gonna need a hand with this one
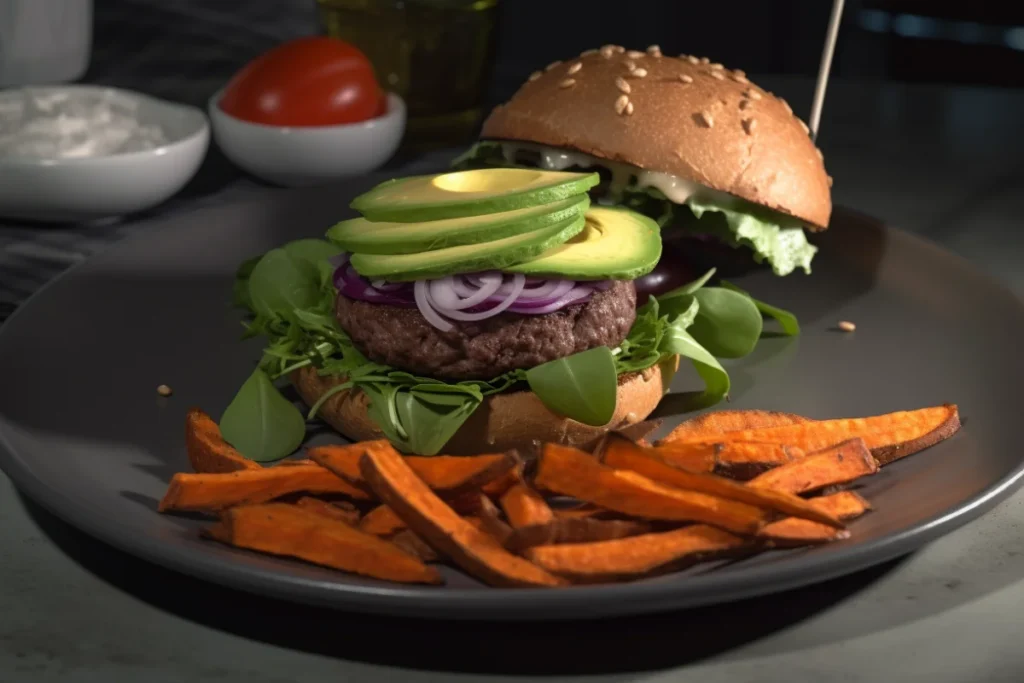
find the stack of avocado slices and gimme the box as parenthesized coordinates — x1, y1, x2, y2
(327, 168, 661, 280)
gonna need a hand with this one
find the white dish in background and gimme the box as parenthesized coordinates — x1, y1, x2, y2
(208, 90, 406, 188)
(0, 85, 209, 223)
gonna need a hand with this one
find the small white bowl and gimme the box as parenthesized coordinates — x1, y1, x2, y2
(208, 90, 406, 187)
(0, 85, 209, 223)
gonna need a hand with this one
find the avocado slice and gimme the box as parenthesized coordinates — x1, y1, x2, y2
(351, 169, 600, 222)
(506, 206, 663, 280)
(327, 195, 589, 255)
(349, 213, 586, 282)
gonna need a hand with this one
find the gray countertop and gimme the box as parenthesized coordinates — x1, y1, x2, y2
(3, 78, 1024, 682)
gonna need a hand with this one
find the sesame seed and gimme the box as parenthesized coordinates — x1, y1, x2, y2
(615, 94, 630, 114)
(559, 78, 576, 88)
(528, 71, 542, 82)
(733, 69, 746, 78)
(780, 98, 793, 114)
(698, 111, 714, 128)
(546, 60, 561, 71)
(742, 118, 757, 134)
(625, 101, 635, 115)
(746, 89, 762, 100)
(828, 175, 834, 187)
(615, 76, 631, 93)
(647, 44, 662, 57)
(625, 60, 636, 72)
(567, 61, 582, 75)
(731, 73, 749, 84)
(626, 50, 644, 59)
(739, 98, 752, 110)
(615, 46, 626, 53)
(157, 384, 173, 397)
(600, 45, 616, 58)
(631, 68, 648, 78)
(678, 73, 694, 84)
(838, 321, 856, 332)
(816, 147, 825, 160)
(798, 119, 810, 135)
(710, 70, 725, 80)
(687, 55, 700, 65)
(710, 62, 724, 70)
(699, 57, 710, 64)
(581, 48, 598, 56)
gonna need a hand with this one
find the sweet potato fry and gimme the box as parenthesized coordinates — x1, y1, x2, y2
(480, 468, 523, 498)
(207, 503, 442, 584)
(158, 466, 369, 513)
(660, 409, 811, 445)
(598, 434, 843, 528)
(359, 447, 565, 587)
(525, 525, 747, 583)
(504, 517, 652, 553)
(309, 442, 518, 496)
(713, 441, 802, 479)
(759, 492, 872, 546)
(475, 494, 514, 545)
(748, 438, 879, 494)
(534, 444, 767, 534)
(359, 504, 407, 536)
(500, 483, 555, 528)
(184, 408, 261, 473)
(276, 458, 316, 467)
(391, 530, 440, 562)
(552, 505, 612, 520)
(665, 405, 961, 466)
(644, 442, 717, 473)
(295, 496, 361, 526)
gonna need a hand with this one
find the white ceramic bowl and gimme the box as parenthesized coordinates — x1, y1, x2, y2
(0, 85, 209, 223)
(208, 90, 406, 187)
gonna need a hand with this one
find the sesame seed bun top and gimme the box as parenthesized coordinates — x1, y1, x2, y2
(481, 45, 832, 230)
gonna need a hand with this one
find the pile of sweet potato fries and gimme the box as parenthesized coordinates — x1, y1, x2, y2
(158, 404, 961, 586)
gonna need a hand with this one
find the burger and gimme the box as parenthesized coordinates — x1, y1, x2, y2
(227, 46, 830, 461)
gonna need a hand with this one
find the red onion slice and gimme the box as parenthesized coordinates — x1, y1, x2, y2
(428, 273, 526, 321)
(428, 275, 503, 310)
(414, 280, 454, 332)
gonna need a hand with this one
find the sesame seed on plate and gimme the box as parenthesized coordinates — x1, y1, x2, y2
(567, 61, 582, 75)
(678, 73, 694, 84)
(559, 78, 576, 88)
(838, 321, 856, 332)
(615, 76, 631, 93)
(742, 118, 757, 134)
(615, 94, 630, 114)
(528, 71, 542, 82)
(157, 384, 173, 397)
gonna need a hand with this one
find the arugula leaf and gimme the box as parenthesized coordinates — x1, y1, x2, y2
(687, 287, 763, 358)
(525, 346, 618, 426)
(721, 280, 801, 336)
(219, 368, 306, 462)
(659, 324, 731, 409)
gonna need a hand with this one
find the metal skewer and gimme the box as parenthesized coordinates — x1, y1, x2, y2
(809, 0, 846, 141)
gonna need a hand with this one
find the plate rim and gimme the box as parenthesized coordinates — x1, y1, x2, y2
(2, 197, 1024, 620)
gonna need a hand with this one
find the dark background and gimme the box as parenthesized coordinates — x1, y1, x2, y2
(86, 0, 1024, 114)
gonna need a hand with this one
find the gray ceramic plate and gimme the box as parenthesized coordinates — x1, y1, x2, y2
(2, 178, 1023, 621)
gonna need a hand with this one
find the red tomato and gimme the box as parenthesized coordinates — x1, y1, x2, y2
(219, 36, 384, 127)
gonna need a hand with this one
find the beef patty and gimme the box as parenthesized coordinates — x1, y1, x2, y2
(334, 280, 637, 380)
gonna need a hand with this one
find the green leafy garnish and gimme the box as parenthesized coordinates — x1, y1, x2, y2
(526, 346, 618, 427)
(722, 280, 801, 336)
(659, 325, 731, 410)
(219, 368, 306, 462)
(687, 288, 763, 358)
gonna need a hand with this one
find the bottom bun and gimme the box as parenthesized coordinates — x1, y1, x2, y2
(291, 355, 679, 455)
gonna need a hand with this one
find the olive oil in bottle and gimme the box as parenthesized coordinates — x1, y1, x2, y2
(317, 0, 500, 149)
